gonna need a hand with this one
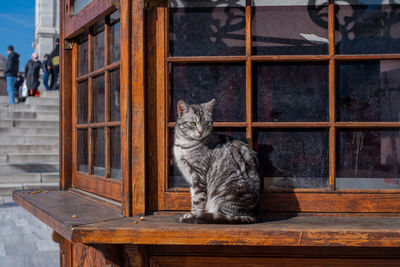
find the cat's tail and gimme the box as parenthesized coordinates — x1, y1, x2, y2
(177, 212, 256, 224)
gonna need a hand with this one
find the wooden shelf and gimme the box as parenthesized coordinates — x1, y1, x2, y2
(13, 189, 400, 247)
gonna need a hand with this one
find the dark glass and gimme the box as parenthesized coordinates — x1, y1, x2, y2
(110, 127, 121, 179)
(254, 130, 329, 189)
(253, 62, 329, 122)
(77, 80, 88, 124)
(110, 69, 120, 122)
(78, 129, 88, 172)
(110, 10, 120, 23)
(93, 75, 105, 123)
(93, 128, 105, 176)
(252, 0, 329, 55)
(168, 127, 247, 189)
(110, 22, 120, 63)
(169, 1, 245, 56)
(337, 61, 400, 122)
(74, 0, 92, 13)
(78, 40, 88, 76)
(337, 129, 400, 189)
(93, 26, 105, 70)
(335, 2, 400, 54)
(170, 63, 246, 122)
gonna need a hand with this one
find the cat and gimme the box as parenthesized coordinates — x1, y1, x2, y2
(173, 99, 263, 224)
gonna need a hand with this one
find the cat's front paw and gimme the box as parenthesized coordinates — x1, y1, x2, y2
(179, 212, 194, 222)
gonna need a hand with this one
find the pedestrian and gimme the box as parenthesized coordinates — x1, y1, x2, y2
(42, 54, 50, 91)
(48, 38, 60, 91)
(14, 73, 25, 102)
(4, 45, 19, 105)
(25, 52, 42, 97)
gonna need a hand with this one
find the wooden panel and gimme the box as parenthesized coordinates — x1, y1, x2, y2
(64, 0, 116, 38)
(73, 173, 121, 201)
(131, 0, 146, 216)
(149, 256, 400, 267)
(73, 243, 106, 267)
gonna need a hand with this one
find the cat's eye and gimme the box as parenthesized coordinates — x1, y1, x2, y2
(190, 122, 196, 126)
(203, 121, 210, 126)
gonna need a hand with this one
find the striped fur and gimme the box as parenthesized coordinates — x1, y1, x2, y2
(174, 99, 263, 224)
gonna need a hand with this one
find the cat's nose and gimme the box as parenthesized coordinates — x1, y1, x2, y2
(198, 130, 204, 136)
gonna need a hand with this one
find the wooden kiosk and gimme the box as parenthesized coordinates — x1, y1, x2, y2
(14, 0, 400, 265)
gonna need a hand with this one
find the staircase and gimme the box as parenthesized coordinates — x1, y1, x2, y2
(0, 91, 59, 196)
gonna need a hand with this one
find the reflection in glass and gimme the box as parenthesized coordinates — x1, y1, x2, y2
(168, 127, 247, 189)
(169, 0, 245, 56)
(110, 22, 120, 63)
(253, 62, 329, 122)
(77, 80, 88, 124)
(78, 129, 88, 172)
(110, 69, 120, 122)
(93, 128, 105, 176)
(73, 0, 92, 13)
(78, 40, 88, 76)
(93, 27, 105, 70)
(335, 1, 400, 54)
(110, 127, 121, 179)
(337, 61, 400, 122)
(93, 75, 105, 123)
(170, 64, 246, 122)
(252, 0, 329, 55)
(254, 130, 329, 189)
(337, 129, 400, 189)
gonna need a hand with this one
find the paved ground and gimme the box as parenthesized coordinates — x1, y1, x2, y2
(0, 196, 59, 267)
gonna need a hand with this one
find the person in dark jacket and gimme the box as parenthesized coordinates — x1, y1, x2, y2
(42, 54, 50, 91)
(48, 38, 59, 90)
(4, 45, 19, 104)
(25, 52, 42, 97)
(14, 73, 25, 102)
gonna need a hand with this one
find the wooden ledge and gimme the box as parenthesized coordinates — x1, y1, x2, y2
(13, 190, 400, 247)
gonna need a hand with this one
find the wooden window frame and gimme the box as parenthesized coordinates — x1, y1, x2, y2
(149, 0, 400, 213)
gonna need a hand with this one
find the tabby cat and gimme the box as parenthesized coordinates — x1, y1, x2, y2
(174, 99, 263, 224)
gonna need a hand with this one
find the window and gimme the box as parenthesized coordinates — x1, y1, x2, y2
(72, 11, 121, 201)
(151, 0, 400, 212)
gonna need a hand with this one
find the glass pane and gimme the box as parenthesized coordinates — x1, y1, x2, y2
(93, 75, 105, 123)
(110, 69, 120, 122)
(77, 80, 88, 124)
(93, 26, 105, 70)
(252, 0, 329, 55)
(254, 130, 329, 189)
(93, 128, 105, 176)
(337, 129, 400, 189)
(110, 127, 121, 180)
(169, 0, 246, 56)
(74, 0, 92, 13)
(168, 127, 247, 189)
(78, 129, 88, 172)
(110, 21, 120, 63)
(253, 62, 329, 122)
(170, 63, 246, 122)
(78, 39, 88, 76)
(335, 1, 400, 54)
(337, 61, 400, 122)
(110, 10, 120, 23)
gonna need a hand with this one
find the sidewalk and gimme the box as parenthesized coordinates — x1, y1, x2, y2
(0, 196, 59, 267)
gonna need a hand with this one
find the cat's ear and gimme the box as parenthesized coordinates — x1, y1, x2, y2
(202, 99, 216, 114)
(177, 100, 190, 117)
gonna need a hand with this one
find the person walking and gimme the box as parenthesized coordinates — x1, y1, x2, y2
(25, 52, 42, 97)
(42, 54, 50, 91)
(48, 38, 60, 91)
(4, 45, 19, 105)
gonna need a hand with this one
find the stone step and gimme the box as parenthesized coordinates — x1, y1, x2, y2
(25, 97, 59, 106)
(13, 119, 59, 128)
(0, 144, 58, 153)
(7, 153, 59, 164)
(0, 111, 36, 120)
(0, 127, 59, 136)
(0, 136, 59, 145)
(0, 162, 59, 175)
(7, 104, 59, 113)
(0, 96, 9, 104)
(0, 172, 59, 184)
(36, 113, 59, 120)
(41, 91, 60, 99)
(0, 182, 58, 197)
